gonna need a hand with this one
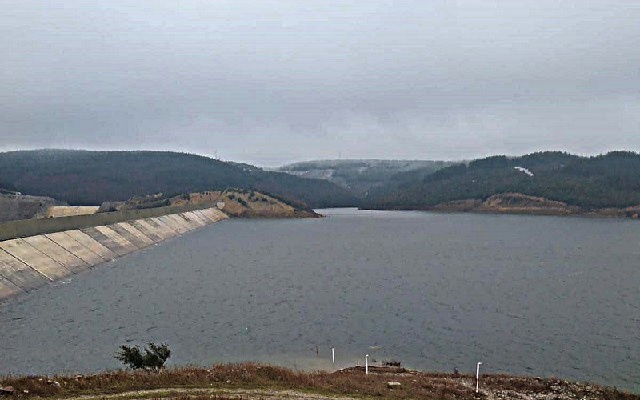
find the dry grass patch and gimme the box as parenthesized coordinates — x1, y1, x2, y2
(1, 363, 637, 400)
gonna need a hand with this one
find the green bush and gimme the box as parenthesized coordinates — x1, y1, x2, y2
(115, 343, 171, 370)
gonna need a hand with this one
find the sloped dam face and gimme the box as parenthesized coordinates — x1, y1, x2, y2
(0, 208, 228, 299)
(1, 209, 639, 393)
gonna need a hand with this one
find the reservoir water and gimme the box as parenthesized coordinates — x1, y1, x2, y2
(1, 209, 638, 391)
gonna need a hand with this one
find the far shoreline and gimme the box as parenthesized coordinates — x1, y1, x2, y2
(319, 206, 640, 221)
(357, 193, 640, 220)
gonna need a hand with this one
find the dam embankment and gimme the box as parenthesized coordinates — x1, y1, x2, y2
(0, 206, 228, 301)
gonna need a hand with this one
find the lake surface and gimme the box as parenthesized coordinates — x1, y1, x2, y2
(1, 209, 639, 392)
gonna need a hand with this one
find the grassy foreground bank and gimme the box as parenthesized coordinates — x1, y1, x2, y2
(1, 363, 637, 400)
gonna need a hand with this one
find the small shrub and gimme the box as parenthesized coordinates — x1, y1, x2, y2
(115, 343, 171, 370)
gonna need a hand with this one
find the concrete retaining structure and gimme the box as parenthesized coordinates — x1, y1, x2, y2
(0, 207, 228, 301)
(0, 239, 73, 281)
(82, 227, 130, 257)
(0, 202, 222, 242)
(0, 249, 48, 293)
(94, 226, 139, 253)
(47, 231, 108, 266)
(150, 217, 179, 237)
(64, 230, 118, 261)
(129, 220, 164, 242)
(22, 235, 88, 273)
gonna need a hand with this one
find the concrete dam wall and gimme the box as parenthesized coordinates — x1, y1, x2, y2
(0, 202, 225, 242)
(0, 207, 228, 301)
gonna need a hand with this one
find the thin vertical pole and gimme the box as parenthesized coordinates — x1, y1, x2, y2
(365, 354, 369, 375)
(476, 362, 482, 393)
(331, 347, 335, 364)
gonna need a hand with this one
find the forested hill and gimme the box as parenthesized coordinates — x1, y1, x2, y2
(0, 150, 357, 208)
(278, 159, 454, 196)
(364, 151, 640, 210)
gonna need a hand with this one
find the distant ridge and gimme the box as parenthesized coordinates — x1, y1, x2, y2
(363, 151, 640, 212)
(0, 150, 357, 208)
(278, 159, 455, 196)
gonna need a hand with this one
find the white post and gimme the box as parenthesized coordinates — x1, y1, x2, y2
(365, 354, 369, 375)
(476, 362, 482, 393)
(331, 347, 335, 364)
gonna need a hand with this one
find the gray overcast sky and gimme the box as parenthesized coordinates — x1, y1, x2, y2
(1, 1, 639, 166)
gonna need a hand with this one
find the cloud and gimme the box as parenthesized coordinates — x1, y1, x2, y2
(1, 0, 639, 165)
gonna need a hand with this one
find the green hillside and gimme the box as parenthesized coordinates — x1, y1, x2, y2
(364, 151, 640, 210)
(0, 150, 357, 208)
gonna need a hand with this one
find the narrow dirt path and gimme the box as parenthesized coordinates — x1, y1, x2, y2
(59, 387, 360, 400)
